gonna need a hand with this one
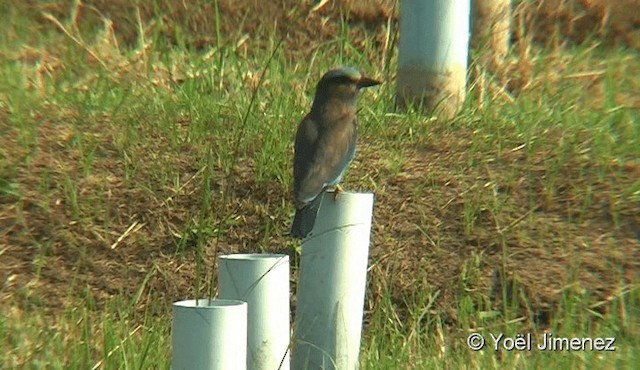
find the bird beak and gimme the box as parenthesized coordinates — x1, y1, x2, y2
(357, 76, 382, 89)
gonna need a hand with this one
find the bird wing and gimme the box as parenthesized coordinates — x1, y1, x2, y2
(293, 113, 356, 207)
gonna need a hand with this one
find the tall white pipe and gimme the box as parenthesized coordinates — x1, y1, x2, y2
(292, 191, 374, 370)
(471, 0, 511, 70)
(172, 299, 247, 370)
(218, 254, 291, 370)
(397, 0, 471, 118)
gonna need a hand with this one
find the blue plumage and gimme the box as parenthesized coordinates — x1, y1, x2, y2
(290, 67, 381, 239)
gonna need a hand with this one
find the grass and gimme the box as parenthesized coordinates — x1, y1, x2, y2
(1, 0, 639, 368)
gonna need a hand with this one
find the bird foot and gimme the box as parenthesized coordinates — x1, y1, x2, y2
(332, 185, 343, 201)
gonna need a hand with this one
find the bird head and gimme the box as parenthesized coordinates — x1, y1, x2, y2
(311, 67, 381, 112)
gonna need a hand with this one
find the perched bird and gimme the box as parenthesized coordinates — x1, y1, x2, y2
(290, 67, 381, 239)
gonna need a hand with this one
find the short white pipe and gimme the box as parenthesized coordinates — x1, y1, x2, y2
(218, 254, 291, 370)
(172, 299, 247, 370)
(292, 191, 374, 370)
(397, 0, 471, 118)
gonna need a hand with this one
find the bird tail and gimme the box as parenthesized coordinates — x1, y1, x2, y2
(290, 194, 323, 239)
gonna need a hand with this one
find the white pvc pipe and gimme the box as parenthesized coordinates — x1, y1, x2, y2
(292, 191, 374, 370)
(397, 0, 470, 117)
(471, 0, 511, 69)
(172, 299, 247, 370)
(218, 254, 291, 370)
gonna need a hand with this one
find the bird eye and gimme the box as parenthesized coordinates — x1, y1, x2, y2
(336, 76, 355, 85)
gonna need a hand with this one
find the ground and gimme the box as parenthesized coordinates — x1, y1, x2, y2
(2, 0, 639, 341)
